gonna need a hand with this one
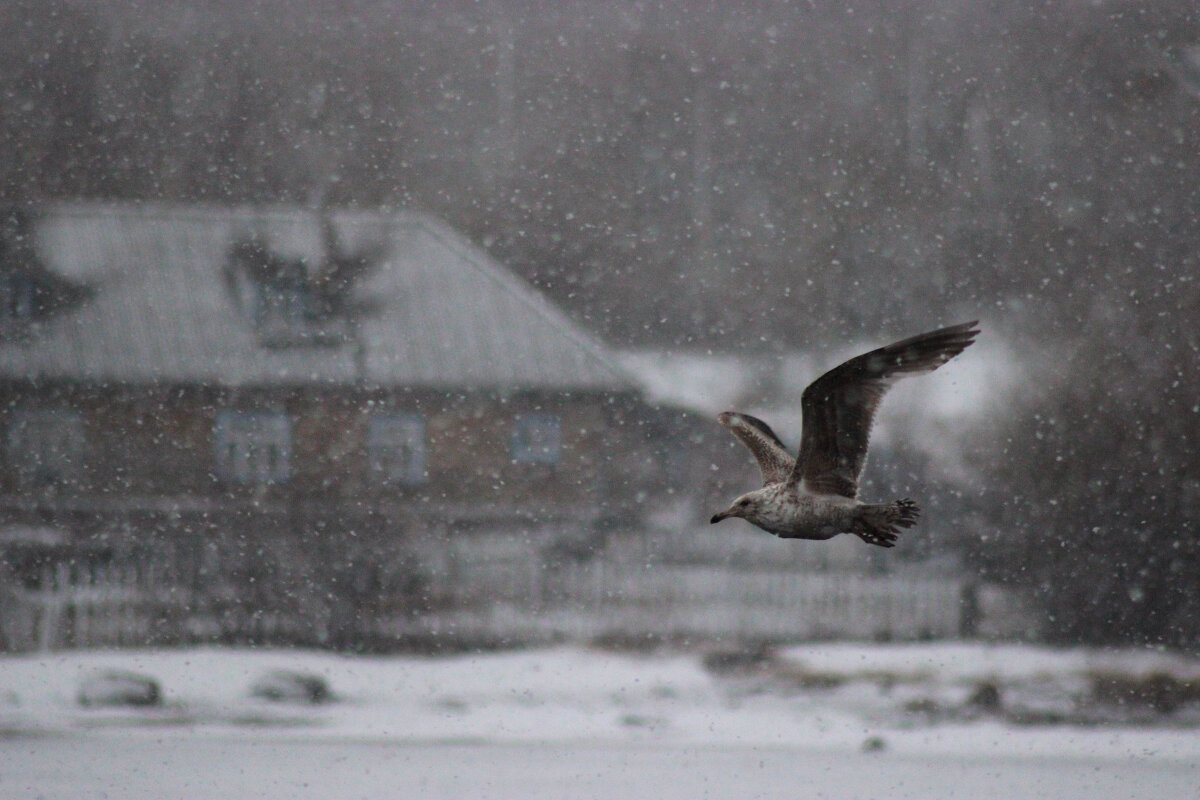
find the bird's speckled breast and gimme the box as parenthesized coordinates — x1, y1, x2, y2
(752, 485, 859, 540)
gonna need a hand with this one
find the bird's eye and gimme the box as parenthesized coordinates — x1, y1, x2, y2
(738, 499, 750, 507)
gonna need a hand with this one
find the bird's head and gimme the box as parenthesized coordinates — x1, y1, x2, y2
(710, 493, 759, 524)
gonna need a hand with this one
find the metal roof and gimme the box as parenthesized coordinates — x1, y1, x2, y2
(0, 202, 633, 392)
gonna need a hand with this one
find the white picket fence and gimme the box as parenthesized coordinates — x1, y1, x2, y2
(0, 562, 155, 651)
(1, 539, 975, 652)
(386, 561, 966, 644)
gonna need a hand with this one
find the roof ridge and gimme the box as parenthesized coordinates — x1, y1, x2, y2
(401, 213, 633, 388)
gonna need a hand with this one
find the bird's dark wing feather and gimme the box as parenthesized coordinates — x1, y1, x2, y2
(718, 411, 796, 486)
(791, 321, 980, 498)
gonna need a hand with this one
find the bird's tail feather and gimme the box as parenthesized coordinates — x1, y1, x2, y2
(855, 499, 920, 548)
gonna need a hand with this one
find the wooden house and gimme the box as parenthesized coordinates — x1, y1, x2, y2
(0, 202, 642, 645)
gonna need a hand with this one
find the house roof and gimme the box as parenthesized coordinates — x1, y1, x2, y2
(0, 202, 634, 392)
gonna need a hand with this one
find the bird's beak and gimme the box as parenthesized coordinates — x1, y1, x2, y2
(710, 510, 730, 524)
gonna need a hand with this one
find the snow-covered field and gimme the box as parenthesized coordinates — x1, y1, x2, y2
(2, 642, 1199, 799)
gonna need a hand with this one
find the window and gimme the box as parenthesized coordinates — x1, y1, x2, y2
(1, 274, 35, 319)
(510, 413, 561, 465)
(256, 279, 312, 334)
(0, 273, 36, 328)
(213, 410, 292, 484)
(6, 408, 84, 486)
(367, 413, 427, 486)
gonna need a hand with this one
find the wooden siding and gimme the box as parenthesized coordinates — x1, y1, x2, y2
(0, 381, 624, 517)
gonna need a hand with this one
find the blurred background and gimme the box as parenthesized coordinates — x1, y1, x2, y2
(1, 0, 1199, 657)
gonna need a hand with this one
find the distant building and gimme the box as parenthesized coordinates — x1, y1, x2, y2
(0, 202, 642, 645)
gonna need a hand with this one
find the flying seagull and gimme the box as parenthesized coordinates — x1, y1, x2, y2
(710, 321, 980, 547)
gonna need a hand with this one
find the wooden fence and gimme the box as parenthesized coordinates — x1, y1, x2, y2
(1, 542, 977, 652)
(379, 562, 967, 644)
(0, 562, 156, 651)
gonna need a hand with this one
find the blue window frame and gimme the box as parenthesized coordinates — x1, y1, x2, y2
(213, 410, 292, 484)
(367, 413, 427, 486)
(510, 413, 561, 465)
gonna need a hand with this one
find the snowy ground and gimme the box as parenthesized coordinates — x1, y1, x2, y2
(2, 641, 1199, 799)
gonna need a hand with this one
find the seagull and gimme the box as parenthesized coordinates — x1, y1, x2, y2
(710, 321, 980, 547)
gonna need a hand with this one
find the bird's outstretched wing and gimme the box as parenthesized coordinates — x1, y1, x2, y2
(718, 411, 795, 486)
(791, 321, 980, 498)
